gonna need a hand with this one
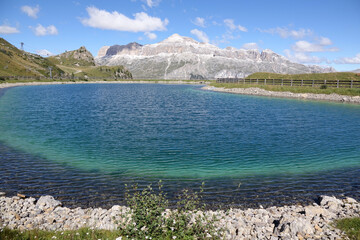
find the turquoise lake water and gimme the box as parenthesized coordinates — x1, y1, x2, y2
(0, 83, 359, 207)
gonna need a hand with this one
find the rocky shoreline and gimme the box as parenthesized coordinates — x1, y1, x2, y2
(202, 85, 360, 104)
(1, 194, 359, 239)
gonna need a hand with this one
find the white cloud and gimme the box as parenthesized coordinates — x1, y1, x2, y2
(144, 0, 161, 8)
(81, 6, 169, 32)
(260, 27, 313, 39)
(193, 17, 205, 27)
(334, 53, 360, 64)
(224, 19, 247, 32)
(292, 40, 338, 52)
(32, 24, 58, 36)
(318, 37, 332, 46)
(145, 32, 157, 40)
(242, 42, 259, 50)
(190, 29, 209, 43)
(0, 24, 19, 34)
(36, 49, 54, 56)
(21, 5, 40, 19)
(284, 49, 323, 64)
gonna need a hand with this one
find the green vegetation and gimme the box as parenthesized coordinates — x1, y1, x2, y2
(0, 227, 122, 240)
(210, 83, 360, 96)
(248, 72, 360, 81)
(117, 181, 223, 240)
(55, 65, 132, 79)
(1, 182, 224, 240)
(47, 46, 95, 67)
(0, 38, 63, 77)
(335, 217, 360, 240)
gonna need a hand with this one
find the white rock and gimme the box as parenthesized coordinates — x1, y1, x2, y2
(36, 196, 62, 210)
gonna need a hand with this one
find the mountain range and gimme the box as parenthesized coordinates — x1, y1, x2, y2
(95, 34, 335, 80)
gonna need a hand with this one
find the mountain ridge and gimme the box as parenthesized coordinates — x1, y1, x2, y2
(95, 34, 335, 80)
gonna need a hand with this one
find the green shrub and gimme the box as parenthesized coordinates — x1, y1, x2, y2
(117, 181, 224, 240)
(320, 84, 327, 89)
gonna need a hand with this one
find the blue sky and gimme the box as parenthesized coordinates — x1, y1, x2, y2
(0, 0, 359, 71)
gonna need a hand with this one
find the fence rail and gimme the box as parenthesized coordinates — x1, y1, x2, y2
(216, 78, 360, 88)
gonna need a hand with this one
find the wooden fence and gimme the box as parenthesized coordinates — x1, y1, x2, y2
(216, 78, 360, 88)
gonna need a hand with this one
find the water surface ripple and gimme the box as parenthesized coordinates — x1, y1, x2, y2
(0, 84, 359, 208)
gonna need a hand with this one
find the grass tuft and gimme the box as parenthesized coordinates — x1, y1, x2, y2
(335, 217, 360, 240)
(0, 227, 122, 240)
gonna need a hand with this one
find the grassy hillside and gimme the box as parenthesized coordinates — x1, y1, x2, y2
(248, 72, 360, 81)
(56, 65, 132, 79)
(0, 38, 63, 77)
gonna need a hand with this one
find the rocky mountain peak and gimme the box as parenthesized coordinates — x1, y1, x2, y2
(161, 34, 197, 43)
(97, 46, 110, 57)
(95, 34, 336, 79)
(106, 42, 143, 56)
(51, 46, 95, 66)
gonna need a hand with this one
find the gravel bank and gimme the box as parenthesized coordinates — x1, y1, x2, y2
(1, 194, 359, 239)
(202, 86, 360, 104)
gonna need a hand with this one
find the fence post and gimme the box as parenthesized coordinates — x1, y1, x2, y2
(301, 79, 303, 86)
(264, 79, 267, 85)
(337, 80, 339, 88)
(324, 79, 327, 86)
(272, 79, 274, 85)
(291, 79, 293, 87)
(312, 80, 314, 87)
(257, 79, 258, 84)
(281, 79, 283, 86)
(351, 79, 353, 88)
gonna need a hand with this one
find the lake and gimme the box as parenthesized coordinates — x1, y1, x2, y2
(0, 83, 359, 208)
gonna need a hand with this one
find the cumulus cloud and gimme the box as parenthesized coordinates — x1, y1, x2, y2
(193, 17, 205, 27)
(292, 39, 338, 52)
(334, 53, 360, 64)
(242, 42, 259, 50)
(21, 5, 40, 19)
(190, 29, 209, 43)
(81, 6, 168, 32)
(224, 19, 247, 32)
(260, 27, 313, 39)
(284, 49, 323, 64)
(145, 32, 157, 40)
(36, 49, 54, 56)
(32, 24, 58, 36)
(0, 24, 20, 34)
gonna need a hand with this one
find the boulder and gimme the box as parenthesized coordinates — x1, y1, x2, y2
(35, 196, 62, 210)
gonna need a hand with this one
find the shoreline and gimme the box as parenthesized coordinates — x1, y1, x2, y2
(0, 80, 208, 90)
(1, 80, 360, 104)
(1, 194, 359, 239)
(202, 85, 360, 104)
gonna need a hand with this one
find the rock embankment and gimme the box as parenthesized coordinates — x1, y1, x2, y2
(0, 194, 359, 239)
(202, 86, 360, 104)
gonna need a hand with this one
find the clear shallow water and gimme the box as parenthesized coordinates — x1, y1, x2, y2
(0, 84, 359, 208)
